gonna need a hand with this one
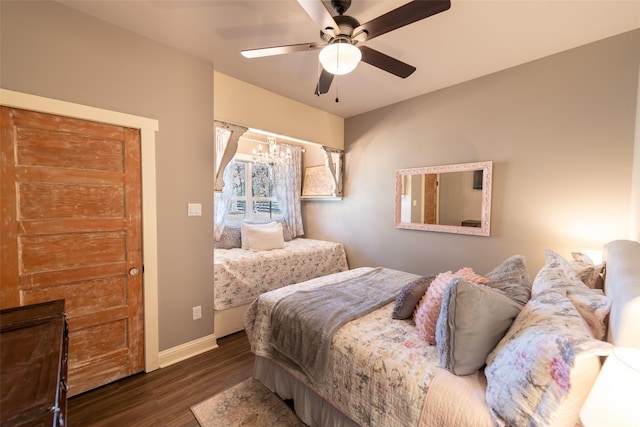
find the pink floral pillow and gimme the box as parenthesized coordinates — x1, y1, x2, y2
(570, 252, 604, 289)
(485, 289, 612, 426)
(532, 249, 611, 340)
(414, 268, 489, 345)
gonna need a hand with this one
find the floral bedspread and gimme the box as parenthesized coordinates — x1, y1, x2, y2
(244, 267, 441, 427)
(214, 238, 348, 310)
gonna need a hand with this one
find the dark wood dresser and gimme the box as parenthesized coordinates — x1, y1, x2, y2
(461, 219, 482, 228)
(1, 300, 68, 427)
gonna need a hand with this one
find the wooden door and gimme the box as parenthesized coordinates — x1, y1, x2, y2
(1, 107, 144, 396)
(423, 174, 438, 224)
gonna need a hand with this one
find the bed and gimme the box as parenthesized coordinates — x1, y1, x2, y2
(244, 239, 640, 427)
(214, 237, 348, 337)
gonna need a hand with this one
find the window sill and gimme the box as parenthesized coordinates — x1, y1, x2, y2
(301, 196, 343, 201)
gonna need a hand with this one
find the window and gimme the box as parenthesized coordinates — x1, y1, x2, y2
(226, 159, 281, 223)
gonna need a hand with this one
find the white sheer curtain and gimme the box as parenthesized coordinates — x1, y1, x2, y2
(214, 164, 235, 240)
(322, 146, 343, 197)
(214, 121, 248, 239)
(273, 144, 304, 238)
(214, 121, 247, 192)
(215, 127, 231, 177)
(214, 126, 230, 240)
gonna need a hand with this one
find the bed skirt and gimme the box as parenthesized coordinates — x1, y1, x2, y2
(213, 303, 250, 338)
(253, 356, 357, 427)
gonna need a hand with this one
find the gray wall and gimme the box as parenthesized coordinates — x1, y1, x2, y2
(1, 1, 215, 351)
(304, 29, 640, 278)
(3, 0, 639, 351)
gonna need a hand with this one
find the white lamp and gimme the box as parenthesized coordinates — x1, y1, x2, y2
(580, 347, 640, 427)
(319, 41, 361, 75)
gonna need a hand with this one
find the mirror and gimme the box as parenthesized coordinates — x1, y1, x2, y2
(395, 161, 492, 236)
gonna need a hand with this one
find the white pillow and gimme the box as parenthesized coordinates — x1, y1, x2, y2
(241, 222, 285, 251)
(241, 221, 276, 249)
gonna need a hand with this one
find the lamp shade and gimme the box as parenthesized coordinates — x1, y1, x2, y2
(319, 42, 361, 75)
(580, 347, 640, 427)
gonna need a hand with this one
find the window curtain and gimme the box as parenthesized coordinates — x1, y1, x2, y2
(322, 146, 344, 197)
(214, 121, 248, 239)
(214, 121, 247, 192)
(215, 126, 231, 178)
(214, 163, 234, 240)
(273, 144, 304, 238)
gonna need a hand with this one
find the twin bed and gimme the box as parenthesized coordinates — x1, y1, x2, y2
(243, 239, 640, 427)
(213, 237, 348, 337)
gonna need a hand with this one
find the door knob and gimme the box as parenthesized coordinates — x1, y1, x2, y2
(129, 268, 139, 276)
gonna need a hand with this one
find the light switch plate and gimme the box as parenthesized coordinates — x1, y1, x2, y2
(188, 203, 202, 216)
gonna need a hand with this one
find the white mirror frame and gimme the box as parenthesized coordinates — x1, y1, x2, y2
(394, 161, 492, 236)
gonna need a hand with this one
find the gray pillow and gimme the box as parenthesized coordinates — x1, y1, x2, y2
(214, 224, 241, 249)
(391, 276, 434, 320)
(485, 255, 532, 306)
(436, 279, 523, 376)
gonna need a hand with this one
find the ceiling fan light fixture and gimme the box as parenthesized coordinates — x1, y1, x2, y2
(319, 41, 361, 75)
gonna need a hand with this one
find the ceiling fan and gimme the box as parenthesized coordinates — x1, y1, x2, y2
(241, 0, 451, 98)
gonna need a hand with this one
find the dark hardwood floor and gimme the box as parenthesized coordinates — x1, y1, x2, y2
(68, 331, 254, 427)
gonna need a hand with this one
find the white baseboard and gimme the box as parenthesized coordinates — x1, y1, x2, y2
(157, 333, 219, 368)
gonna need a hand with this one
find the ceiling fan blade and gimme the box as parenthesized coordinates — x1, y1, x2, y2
(297, 0, 339, 38)
(241, 42, 324, 58)
(354, 0, 451, 41)
(314, 68, 335, 95)
(359, 46, 416, 78)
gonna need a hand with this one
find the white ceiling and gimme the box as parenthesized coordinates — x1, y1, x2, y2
(58, 0, 640, 118)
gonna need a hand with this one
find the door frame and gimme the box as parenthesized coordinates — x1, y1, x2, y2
(0, 88, 160, 372)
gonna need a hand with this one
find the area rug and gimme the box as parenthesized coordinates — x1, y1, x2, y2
(191, 377, 306, 427)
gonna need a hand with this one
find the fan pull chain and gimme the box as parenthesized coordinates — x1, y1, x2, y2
(334, 48, 340, 102)
(316, 60, 321, 96)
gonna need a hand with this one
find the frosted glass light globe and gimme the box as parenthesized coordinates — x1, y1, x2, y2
(319, 42, 361, 75)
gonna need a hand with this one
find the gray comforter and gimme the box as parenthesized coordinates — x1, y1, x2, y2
(270, 267, 418, 384)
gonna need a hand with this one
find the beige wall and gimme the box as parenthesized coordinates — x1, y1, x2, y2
(633, 66, 640, 241)
(304, 29, 640, 277)
(214, 71, 344, 149)
(0, 1, 215, 351)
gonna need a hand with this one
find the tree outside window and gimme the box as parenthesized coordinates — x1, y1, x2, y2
(226, 160, 281, 223)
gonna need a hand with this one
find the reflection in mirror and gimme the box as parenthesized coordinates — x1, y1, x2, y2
(395, 161, 492, 236)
